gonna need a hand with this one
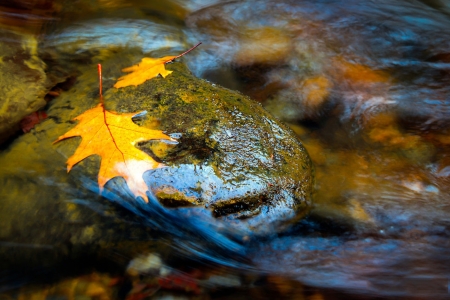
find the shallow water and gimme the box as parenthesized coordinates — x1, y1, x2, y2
(1, 0, 450, 298)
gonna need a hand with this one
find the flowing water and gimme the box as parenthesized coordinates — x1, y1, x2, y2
(1, 0, 450, 298)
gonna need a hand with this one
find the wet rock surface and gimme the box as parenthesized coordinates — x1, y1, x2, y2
(0, 50, 313, 273)
(108, 63, 313, 233)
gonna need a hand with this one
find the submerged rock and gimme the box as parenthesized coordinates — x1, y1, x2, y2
(0, 29, 48, 143)
(0, 50, 313, 274)
(185, 0, 450, 126)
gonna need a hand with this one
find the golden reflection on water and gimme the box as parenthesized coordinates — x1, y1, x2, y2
(290, 115, 447, 230)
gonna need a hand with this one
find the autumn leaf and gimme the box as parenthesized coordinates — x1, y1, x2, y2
(20, 111, 47, 133)
(114, 42, 201, 89)
(114, 56, 177, 88)
(54, 104, 175, 201)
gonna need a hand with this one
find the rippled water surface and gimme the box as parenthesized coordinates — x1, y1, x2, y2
(1, 0, 450, 299)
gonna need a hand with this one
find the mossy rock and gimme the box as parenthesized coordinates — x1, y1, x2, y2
(0, 50, 313, 274)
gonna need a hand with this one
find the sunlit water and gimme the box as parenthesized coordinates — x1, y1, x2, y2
(1, 0, 450, 298)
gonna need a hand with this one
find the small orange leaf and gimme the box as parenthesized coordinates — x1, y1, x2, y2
(114, 56, 177, 88)
(114, 43, 202, 89)
(54, 104, 175, 201)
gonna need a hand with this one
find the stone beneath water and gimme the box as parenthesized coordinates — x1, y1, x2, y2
(186, 0, 450, 125)
(0, 30, 48, 143)
(0, 52, 313, 273)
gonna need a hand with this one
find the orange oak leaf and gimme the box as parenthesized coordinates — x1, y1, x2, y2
(114, 42, 202, 89)
(114, 56, 177, 88)
(54, 104, 175, 201)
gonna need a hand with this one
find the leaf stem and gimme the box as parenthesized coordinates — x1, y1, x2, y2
(164, 42, 202, 64)
(97, 64, 104, 105)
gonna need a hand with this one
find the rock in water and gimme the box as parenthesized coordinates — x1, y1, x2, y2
(106, 61, 314, 235)
(0, 51, 313, 274)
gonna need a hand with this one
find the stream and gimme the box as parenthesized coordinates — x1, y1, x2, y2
(1, 0, 450, 299)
